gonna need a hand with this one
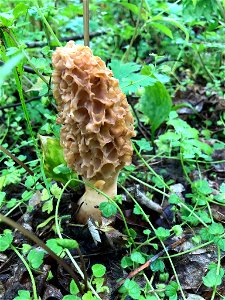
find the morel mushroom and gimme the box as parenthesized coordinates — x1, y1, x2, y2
(52, 41, 135, 224)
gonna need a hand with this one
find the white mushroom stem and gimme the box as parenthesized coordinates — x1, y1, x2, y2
(75, 173, 119, 224)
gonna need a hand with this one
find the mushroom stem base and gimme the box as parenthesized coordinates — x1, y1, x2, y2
(75, 174, 118, 224)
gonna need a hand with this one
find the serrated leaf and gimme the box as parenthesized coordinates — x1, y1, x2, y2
(140, 82, 172, 134)
(109, 60, 155, 94)
(133, 138, 153, 153)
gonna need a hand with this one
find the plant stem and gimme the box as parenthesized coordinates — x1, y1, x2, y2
(122, 0, 144, 62)
(12, 246, 38, 300)
(54, 179, 101, 299)
(34, 0, 62, 47)
(4, 28, 49, 84)
(83, 0, 90, 46)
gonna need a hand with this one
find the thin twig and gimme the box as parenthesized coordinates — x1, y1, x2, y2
(26, 32, 105, 48)
(114, 237, 186, 291)
(0, 94, 49, 110)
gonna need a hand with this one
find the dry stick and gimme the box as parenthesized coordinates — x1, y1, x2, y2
(26, 32, 104, 48)
(0, 94, 49, 110)
(0, 213, 84, 295)
(83, 0, 90, 47)
(114, 237, 186, 290)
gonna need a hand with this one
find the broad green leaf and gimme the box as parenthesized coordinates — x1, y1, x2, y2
(151, 22, 173, 39)
(39, 136, 78, 188)
(13, 3, 28, 19)
(153, 16, 189, 41)
(46, 239, 63, 255)
(140, 82, 172, 134)
(0, 53, 24, 88)
(165, 281, 178, 300)
(121, 256, 133, 268)
(0, 12, 14, 27)
(120, 2, 148, 20)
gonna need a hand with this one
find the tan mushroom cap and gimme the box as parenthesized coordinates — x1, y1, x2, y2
(52, 41, 135, 181)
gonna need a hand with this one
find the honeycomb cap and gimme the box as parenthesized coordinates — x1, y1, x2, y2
(52, 41, 135, 181)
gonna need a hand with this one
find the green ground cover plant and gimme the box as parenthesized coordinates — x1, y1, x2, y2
(1, 0, 225, 299)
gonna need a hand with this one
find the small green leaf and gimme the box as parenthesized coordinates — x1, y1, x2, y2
(27, 249, 44, 269)
(203, 263, 224, 287)
(50, 183, 62, 200)
(130, 252, 145, 264)
(0, 229, 13, 251)
(70, 280, 79, 295)
(208, 223, 224, 236)
(140, 82, 172, 134)
(92, 264, 106, 278)
(63, 296, 80, 300)
(133, 138, 153, 153)
(121, 256, 133, 268)
(99, 202, 117, 218)
(46, 239, 63, 255)
(0, 12, 14, 27)
(13, 290, 32, 300)
(155, 227, 170, 240)
(122, 279, 141, 299)
(172, 225, 183, 236)
(151, 259, 165, 272)
(165, 281, 178, 300)
(55, 238, 79, 249)
(192, 180, 212, 195)
(39, 136, 78, 188)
